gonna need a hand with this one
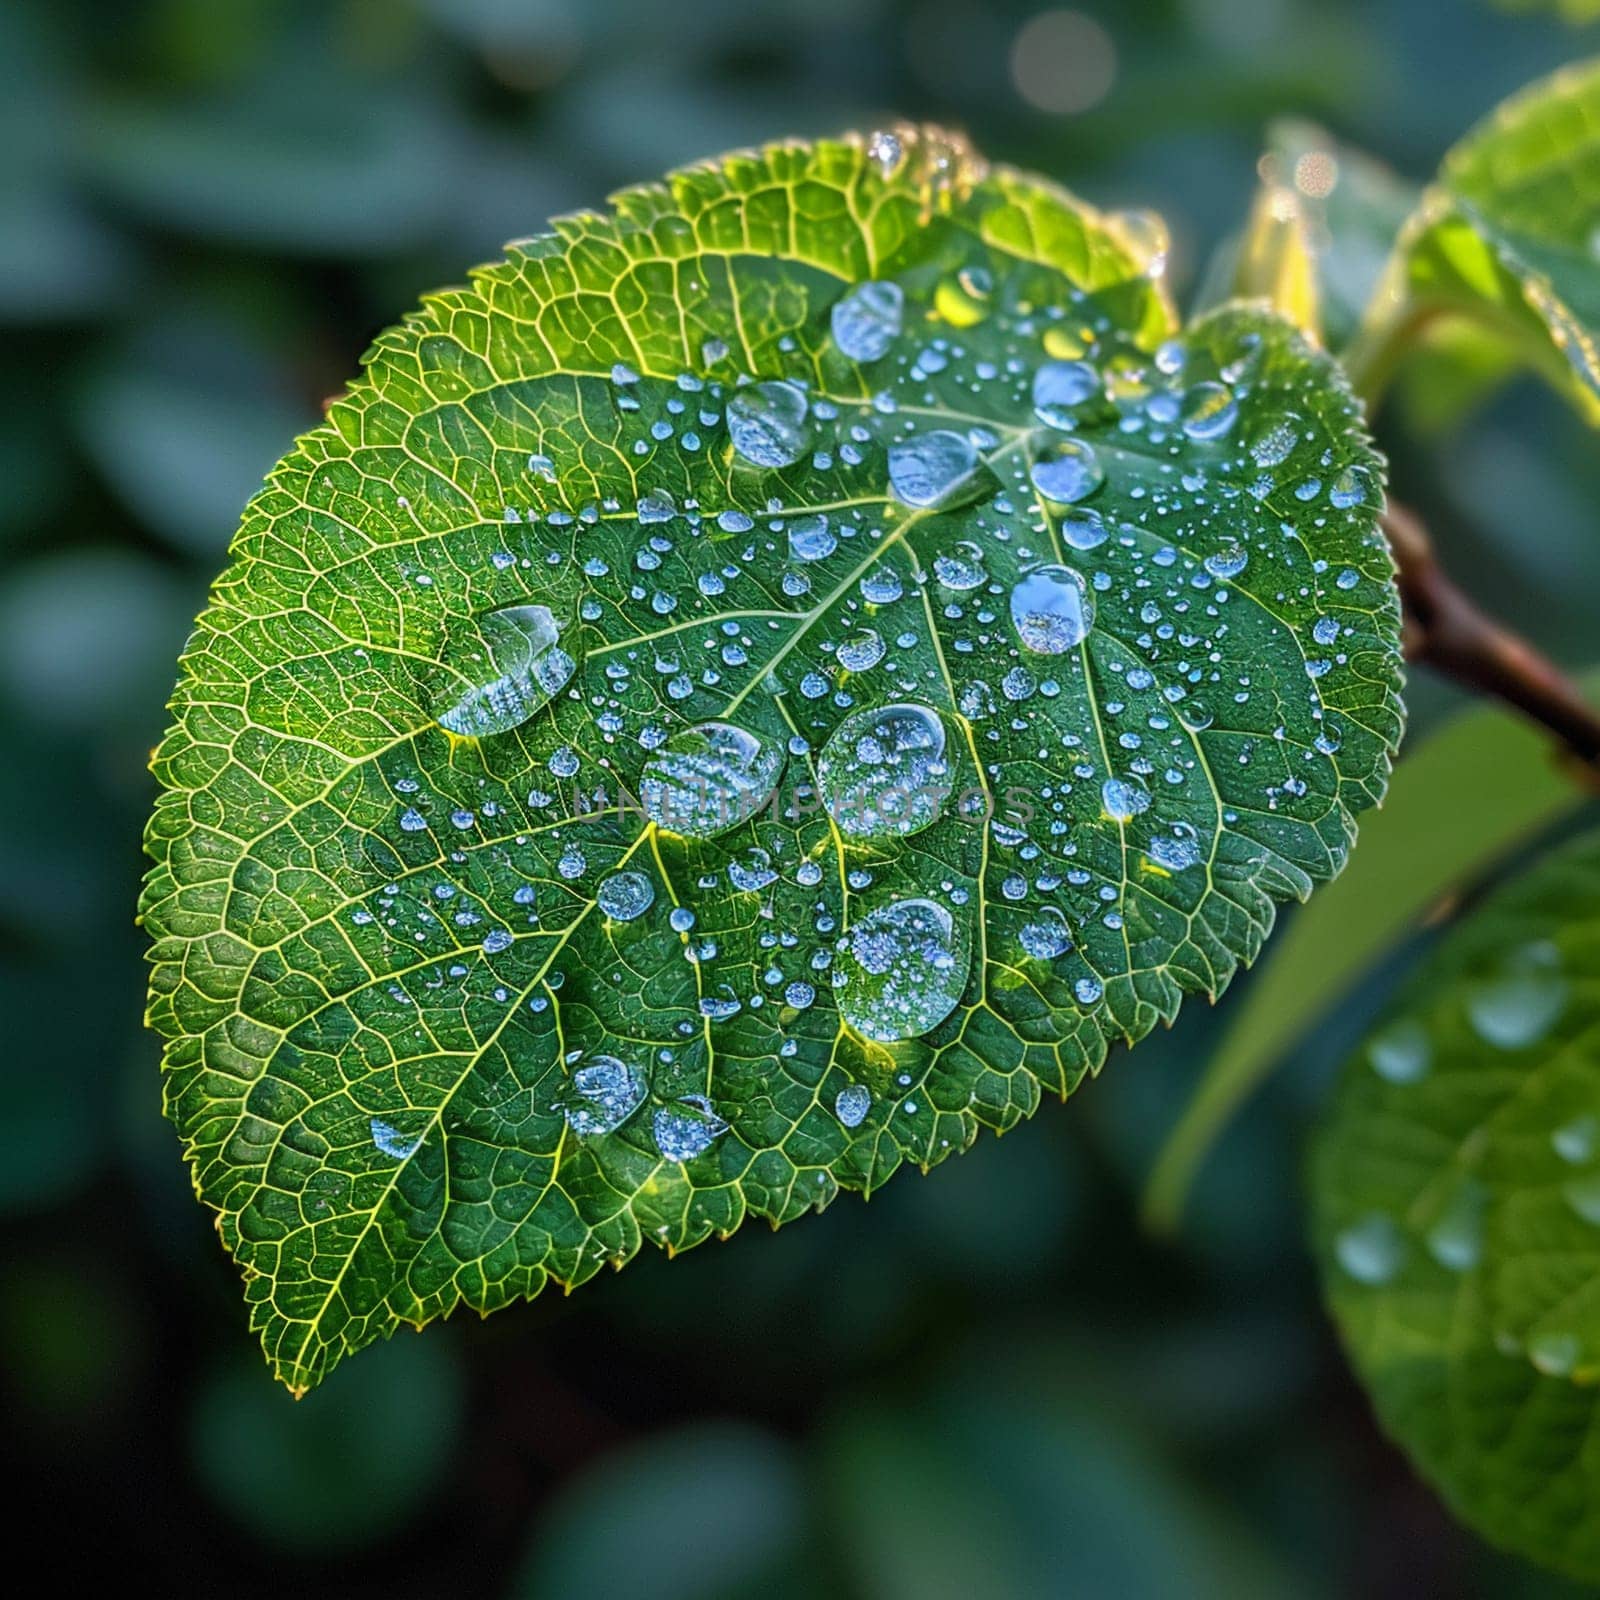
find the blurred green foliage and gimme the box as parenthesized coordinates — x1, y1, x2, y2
(5, 0, 1600, 1593)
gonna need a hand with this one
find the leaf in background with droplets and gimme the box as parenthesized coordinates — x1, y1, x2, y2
(140, 127, 1402, 1393)
(1311, 827, 1600, 1583)
(1353, 57, 1600, 419)
(1144, 670, 1600, 1230)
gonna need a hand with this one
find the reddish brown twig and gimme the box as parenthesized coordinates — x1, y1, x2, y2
(1385, 501, 1600, 782)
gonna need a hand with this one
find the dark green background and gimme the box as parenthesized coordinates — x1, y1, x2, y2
(5, 0, 1599, 1593)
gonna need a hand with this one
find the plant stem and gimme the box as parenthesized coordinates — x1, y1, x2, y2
(1384, 500, 1600, 778)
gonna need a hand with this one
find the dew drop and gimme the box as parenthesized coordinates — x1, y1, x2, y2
(1029, 438, 1104, 504)
(727, 380, 812, 469)
(1018, 906, 1073, 959)
(652, 1095, 729, 1161)
(556, 1055, 648, 1136)
(1367, 1017, 1431, 1084)
(818, 702, 950, 839)
(831, 280, 904, 363)
(833, 896, 971, 1041)
(1032, 360, 1101, 428)
(597, 869, 655, 922)
(1466, 940, 1567, 1050)
(434, 604, 576, 737)
(1335, 1213, 1406, 1285)
(1101, 775, 1151, 821)
(1179, 381, 1238, 440)
(835, 1082, 873, 1128)
(640, 721, 785, 838)
(888, 429, 981, 508)
(1010, 564, 1095, 653)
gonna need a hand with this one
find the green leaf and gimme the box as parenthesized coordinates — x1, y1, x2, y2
(1222, 181, 1323, 344)
(1145, 672, 1600, 1229)
(1262, 121, 1418, 355)
(1350, 57, 1600, 418)
(140, 128, 1403, 1392)
(1311, 826, 1600, 1582)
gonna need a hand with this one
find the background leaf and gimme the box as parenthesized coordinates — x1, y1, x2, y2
(1145, 671, 1600, 1228)
(141, 128, 1402, 1391)
(1352, 56, 1600, 417)
(1311, 826, 1600, 1582)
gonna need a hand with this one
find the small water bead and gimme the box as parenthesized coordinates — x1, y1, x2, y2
(652, 1095, 729, 1162)
(831, 280, 904, 363)
(1029, 437, 1104, 504)
(888, 429, 981, 508)
(934, 265, 993, 326)
(1101, 776, 1151, 821)
(1368, 1017, 1431, 1084)
(729, 848, 779, 892)
(835, 1082, 873, 1128)
(833, 896, 971, 1042)
(1426, 1177, 1487, 1272)
(1554, 1114, 1599, 1164)
(668, 907, 697, 934)
(1073, 976, 1103, 1006)
(1203, 542, 1249, 581)
(1528, 1331, 1584, 1378)
(1010, 564, 1095, 653)
(556, 1055, 648, 1136)
(1178, 381, 1238, 440)
(1466, 940, 1567, 1050)
(789, 515, 837, 562)
(1335, 1213, 1407, 1285)
(933, 541, 987, 591)
(1146, 828, 1201, 872)
(434, 604, 576, 738)
(1032, 359, 1100, 428)
(860, 568, 903, 604)
(596, 870, 655, 922)
(1330, 465, 1373, 509)
(1018, 907, 1073, 959)
(727, 380, 812, 468)
(837, 626, 887, 672)
(640, 721, 785, 838)
(1061, 509, 1108, 551)
(818, 702, 951, 839)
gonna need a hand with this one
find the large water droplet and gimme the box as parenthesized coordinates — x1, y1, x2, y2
(1466, 940, 1567, 1050)
(1018, 906, 1073, 959)
(727, 380, 812, 468)
(1179, 381, 1238, 440)
(933, 540, 987, 591)
(434, 604, 576, 737)
(833, 896, 971, 1041)
(818, 702, 951, 839)
(597, 869, 655, 922)
(888, 429, 981, 508)
(831, 280, 904, 363)
(1029, 438, 1104, 504)
(652, 1094, 729, 1161)
(1010, 564, 1095, 653)
(1101, 775, 1151, 822)
(640, 721, 785, 838)
(556, 1055, 648, 1136)
(788, 514, 837, 562)
(1032, 360, 1100, 428)
(835, 1082, 873, 1128)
